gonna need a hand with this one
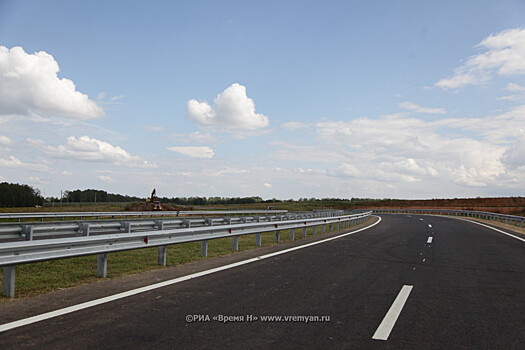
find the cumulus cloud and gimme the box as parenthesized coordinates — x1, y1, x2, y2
(436, 27, 525, 89)
(187, 83, 269, 130)
(0, 46, 104, 119)
(502, 129, 525, 169)
(0, 135, 12, 145)
(306, 107, 519, 187)
(0, 155, 51, 172)
(398, 102, 446, 114)
(28, 136, 156, 168)
(97, 175, 116, 183)
(167, 146, 215, 159)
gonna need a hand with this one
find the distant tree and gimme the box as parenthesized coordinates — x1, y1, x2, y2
(0, 182, 44, 207)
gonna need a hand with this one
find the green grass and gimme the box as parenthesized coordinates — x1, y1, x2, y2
(0, 223, 357, 300)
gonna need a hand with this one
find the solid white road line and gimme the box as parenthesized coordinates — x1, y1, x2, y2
(427, 237, 433, 244)
(455, 218, 525, 243)
(0, 217, 382, 333)
(372, 285, 413, 341)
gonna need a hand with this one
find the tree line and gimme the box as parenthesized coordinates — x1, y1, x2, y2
(0, 182, 44, 207)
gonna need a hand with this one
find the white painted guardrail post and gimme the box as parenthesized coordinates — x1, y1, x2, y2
(97, 254, 107, 278)
(232, 236, 239, 251)
(200, 240, 208, 257)
(274, 230, 280, 243)
(2, 265, 16, 298)
(255, 233, 262, 247)
(302, 226, 307, 238)
(290, 228, 295, 241)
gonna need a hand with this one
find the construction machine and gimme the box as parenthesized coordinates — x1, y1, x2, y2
(146, 188, 162, 210)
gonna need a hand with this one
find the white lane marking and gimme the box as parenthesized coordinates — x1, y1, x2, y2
(0, 217, 382, 333)
(419, 218, 424, 221)
(428, 224, 432, 228)
(373, 285, 413, 341)
(422, 259, 426, 262)
(454, 218, 525, 243)
(427, 237, 433, 244)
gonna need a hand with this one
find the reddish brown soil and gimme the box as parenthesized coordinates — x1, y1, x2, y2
(126, 203, 186, 212)
(355, 197, 525, 216)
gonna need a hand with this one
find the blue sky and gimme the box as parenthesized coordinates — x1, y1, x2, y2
(1, 0, 525, 199)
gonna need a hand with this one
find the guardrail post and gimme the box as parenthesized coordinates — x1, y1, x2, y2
(97, 254, 107, 278)
(22, 225, 34, 241)
(2, 265, 16, 298)
(275, 230, 280, 243)
(302, 227, 307, 238)
(121, 222, 131, 233)
(183, 219, 191, 228)
(158, 246, 167, 266)
(232, 236, 239, 251)
(205, 218, 214, 226)
(290, 228, 295, 241)
(81, 223, 90, 236)
(322, 224, 326, 233)
(200, 240, 208, 257)
(155, 220, 165, 230)
(255, 233, 262, 247)
(312, 226, 317, 235)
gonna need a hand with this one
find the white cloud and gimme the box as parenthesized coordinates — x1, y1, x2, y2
(0, 135, 12, 145)
(507, 83, 525, 92)
(28, 136, 156, 168)
(502, 129, 525, 169)
(264, 183, 272, 188)
(62, 171, 73, 176)
(187, 83, 269, 130)
(172, 131, 217, 143)
(436, 27, 525, 89)
(0, 46, 104, 119)
(142, 125, 165, 132)
(0, 155, 51, 172)
(28, 176, 50, 184)
(398, 101, 446, 114)
(97, 175, 116, 183)
(282, 121, 313, 130)
(167, 146, 215, 159)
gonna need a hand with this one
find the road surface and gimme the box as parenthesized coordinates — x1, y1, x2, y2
(1, 215, 524, 349)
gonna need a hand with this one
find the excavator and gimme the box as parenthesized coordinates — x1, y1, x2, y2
(146, 188, 162, 210)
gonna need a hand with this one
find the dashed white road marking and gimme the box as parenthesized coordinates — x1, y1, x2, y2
(422, 258, 426, 262)
(373, 285, 413, 341)
(419, 218, 424, 221)
(427, 237, 433, 244)
(428, 224, 432, 228)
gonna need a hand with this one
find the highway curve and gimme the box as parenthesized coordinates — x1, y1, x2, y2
(0, 215, 524, 349)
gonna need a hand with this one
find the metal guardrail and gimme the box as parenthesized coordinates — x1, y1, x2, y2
(0, 213, 294, 242)
(372, 208, 525, 228)
(0, 209, 288, 221)
(0, 210, 373, 298)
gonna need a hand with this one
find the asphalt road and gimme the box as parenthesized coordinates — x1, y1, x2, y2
(1, 215, 524, 349)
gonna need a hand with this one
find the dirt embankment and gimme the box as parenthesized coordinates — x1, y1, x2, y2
(356, 197, 525, 216)
(126, 203, 186, 212)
